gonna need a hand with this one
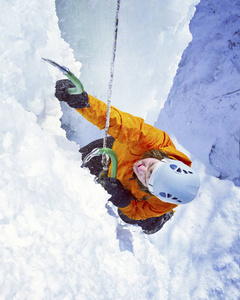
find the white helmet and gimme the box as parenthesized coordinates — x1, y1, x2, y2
(148, 159, 200, 205)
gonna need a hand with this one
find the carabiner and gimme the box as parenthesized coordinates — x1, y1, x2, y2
(81, 148, 101, 168)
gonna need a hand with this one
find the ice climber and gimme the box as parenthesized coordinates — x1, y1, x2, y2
(55, 79, 200, 234)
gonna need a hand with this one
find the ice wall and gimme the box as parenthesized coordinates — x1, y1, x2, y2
(1, 1, 172, 298)
(0, 1, 239, 299)
(155, 0, 240, 186)
(55, 0, 199, 146)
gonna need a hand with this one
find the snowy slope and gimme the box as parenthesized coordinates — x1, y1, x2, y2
(155, 0, 240, 186)
(0, 0, 239, 299)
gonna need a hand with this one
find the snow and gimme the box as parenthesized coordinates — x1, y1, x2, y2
(0, 0, 239, 299)
(155, 0, 240, 186)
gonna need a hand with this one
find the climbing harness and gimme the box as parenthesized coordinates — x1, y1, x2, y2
(102, 0, 121, 170)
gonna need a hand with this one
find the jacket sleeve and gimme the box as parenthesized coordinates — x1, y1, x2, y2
(104, 179, 175, 219)
(119, 197, 177, 220)
(76, 95, 172, 149)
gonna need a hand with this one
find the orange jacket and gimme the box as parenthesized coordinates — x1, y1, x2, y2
(76, 95, 192, 220)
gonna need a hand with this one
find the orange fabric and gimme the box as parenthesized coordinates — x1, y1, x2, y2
(76, 95, 192, 220)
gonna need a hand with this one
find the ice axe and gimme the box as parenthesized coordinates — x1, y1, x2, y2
(42, 58, 84, 95)
(42, 58, 118, 181)
(81, 148, 118, 182)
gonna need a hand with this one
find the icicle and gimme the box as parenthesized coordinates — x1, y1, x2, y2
(102, 0, 121, 169)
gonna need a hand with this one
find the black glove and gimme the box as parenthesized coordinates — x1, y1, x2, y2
(55, 79, 89, 109)
(103, 178, 132, 208)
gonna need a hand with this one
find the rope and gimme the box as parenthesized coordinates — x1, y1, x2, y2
(102, 0, 121, 169)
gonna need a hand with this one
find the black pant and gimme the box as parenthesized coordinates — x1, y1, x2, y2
(80, 137, 172, 234)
